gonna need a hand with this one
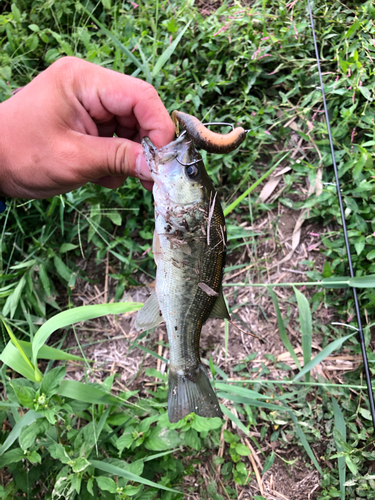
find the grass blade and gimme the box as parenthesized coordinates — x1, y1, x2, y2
(152, 20, 193, 77)
(293, 332, 356, 382)
(137, 43, 152, 84)
(220, 404, 252, 438)
(268, 286, 301, 370)
(19, 340, 84, 362)
(349, 275, 375, 288)
(90, 459, 179, 493)
(332, 397, 346, 500)
(32, 302, 143, 373)
(0, 410, 43, 455)
(293, 286, 312, 382)
(287, 407, 323, 475)
(218, 393, 284, 411)
(216, 382, 271, 400)
(78, 3, 143, 71)
(224, 152, 290, 216)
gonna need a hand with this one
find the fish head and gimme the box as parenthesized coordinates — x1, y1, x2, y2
(142, 134, 214, 211)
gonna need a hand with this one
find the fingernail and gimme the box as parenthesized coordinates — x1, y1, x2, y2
(135, 153, 151, 181)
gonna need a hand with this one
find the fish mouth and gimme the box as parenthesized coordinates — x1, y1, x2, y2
(142, 134, 192, 178)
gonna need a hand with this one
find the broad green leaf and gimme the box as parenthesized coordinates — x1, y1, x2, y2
(366, 250, 375, 261)
(0, 341, 38, 382)
(145, 427, 180, 451)
(11, 3, 21, 22)
(41, 366, 66, 396)
(28, 450, 41, 464)
(293, 287, 312, 381)
(12, 384, 35, 408)
(152, 20, 193, 77)
(59, 243, 79, 253)
(57, 380, 120, 406)
(191, 415, 223, 432)
(116, 427, 136, 453)
(235, 443, 250, 456)
(19, 418, 48, 450)
(0, 448, 25, 468)
(268, 286, 301, 369)
(354, 236, 365, 256)
(96, 476, 117, 494)
(332, 397, 346, 500)
(0, 410, 43, 455)
(32, 302, 143, 372)
(184, 428, 201, 450)
(90, 459, 179, 493)
(293, 332, 356, 382)
(359, 86, 372, 101)
(105, 211, 122, 226)
(345, 455, 359, 476)
(0, 319, 42, 381)
(48, 442, 71, 463)
(72, 457, 90, 473)
(345, 18, 361, 38)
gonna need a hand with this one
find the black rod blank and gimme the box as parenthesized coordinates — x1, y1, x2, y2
(307, 0, 375, 431)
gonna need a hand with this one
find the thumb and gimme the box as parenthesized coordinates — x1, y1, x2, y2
(74, 134, 151, 185)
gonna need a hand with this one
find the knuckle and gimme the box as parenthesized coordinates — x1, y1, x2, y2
(49, 56, 80, 72)
(139, 80, 160, 101)
(109, 141, 130, 177)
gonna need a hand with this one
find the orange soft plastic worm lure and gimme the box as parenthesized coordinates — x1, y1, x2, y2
(172, 110, 247, 154)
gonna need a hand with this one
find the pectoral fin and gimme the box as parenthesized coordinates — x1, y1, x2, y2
(209, 289, 230, 320)
(153, 230, 162, 267)
(135, 291, 164, 331)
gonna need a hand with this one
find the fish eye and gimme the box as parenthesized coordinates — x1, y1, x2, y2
(186, 164, 199, 179)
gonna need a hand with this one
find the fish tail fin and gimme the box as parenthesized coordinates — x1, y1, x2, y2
(168, 364, 223, 423)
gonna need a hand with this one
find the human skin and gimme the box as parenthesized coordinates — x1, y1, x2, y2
(0, 56, 175, 199)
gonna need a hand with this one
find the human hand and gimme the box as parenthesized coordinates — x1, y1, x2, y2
(0, 56, 175, 199)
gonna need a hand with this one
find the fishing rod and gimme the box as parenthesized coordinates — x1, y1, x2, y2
(307, 0, 375, 432)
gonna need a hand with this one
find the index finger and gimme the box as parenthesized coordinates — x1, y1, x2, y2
(76, 62, 175, 147)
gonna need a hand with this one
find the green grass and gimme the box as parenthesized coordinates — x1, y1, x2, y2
(1, 0, 375, 498)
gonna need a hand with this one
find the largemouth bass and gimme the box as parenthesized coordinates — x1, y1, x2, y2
(135, 132, 230, 423)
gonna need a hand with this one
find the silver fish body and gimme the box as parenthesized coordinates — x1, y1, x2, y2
(136, 134, 229, 423)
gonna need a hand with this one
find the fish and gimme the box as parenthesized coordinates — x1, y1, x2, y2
(135, 131, 231, 423)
